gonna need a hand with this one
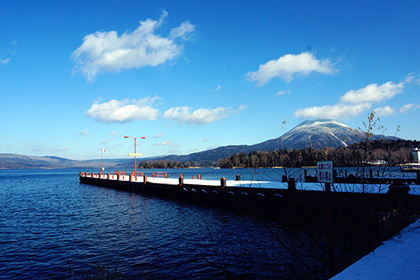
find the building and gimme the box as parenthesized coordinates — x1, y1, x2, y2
(413, 148, 420, 163)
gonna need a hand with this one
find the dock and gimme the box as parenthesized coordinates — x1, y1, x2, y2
(79, 171, 420, 214)
(79, 171, 291, 209)
(80, 170, 420, 277)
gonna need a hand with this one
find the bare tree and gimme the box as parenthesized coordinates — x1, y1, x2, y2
(351, 111, 385, 192)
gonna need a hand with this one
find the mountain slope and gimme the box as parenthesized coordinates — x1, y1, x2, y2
(153, 119, 393, 164)
(0, 154, 124, 169)
(249, 119, 363, 151)
(280, 119, 362, 149)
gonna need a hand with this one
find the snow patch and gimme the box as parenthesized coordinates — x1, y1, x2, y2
(329, 131, 348, 146)
(332, 219, 420, 280)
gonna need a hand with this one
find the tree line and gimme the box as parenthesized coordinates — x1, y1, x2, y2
(136, 139, 419, 169)
(138, 160, 202, 169)
(217, 139, 420, 168)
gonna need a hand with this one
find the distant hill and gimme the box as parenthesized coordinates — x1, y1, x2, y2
(0, 119, 399, 169)
(0, 154, 127, 169)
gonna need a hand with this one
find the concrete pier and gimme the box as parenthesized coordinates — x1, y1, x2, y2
(79, 171, 420, 216)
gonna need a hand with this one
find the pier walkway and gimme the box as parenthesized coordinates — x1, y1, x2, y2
(80, 171, 420, 194)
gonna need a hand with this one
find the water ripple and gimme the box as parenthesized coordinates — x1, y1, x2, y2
(0, 169, 372, 279)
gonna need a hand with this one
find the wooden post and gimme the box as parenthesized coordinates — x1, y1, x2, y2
(288, 178, 296, 191)
(221, 177, 226, 188)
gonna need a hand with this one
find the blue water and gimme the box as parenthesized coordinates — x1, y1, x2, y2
(0, 168, 391, 279)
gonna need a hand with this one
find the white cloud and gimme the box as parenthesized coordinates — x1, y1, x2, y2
(374, 106, 396, 117)
(101, 139, 111, 145)
(276, 90, 288, 96)
(1, 58, 11, 64)
(111, 131, 118, 136)
(400, 103, 416, 113)
(80, 130, 88, 135)
(247, 52, 336, 86)
(340, 81, 404, 104)
(86, 97, 159, 123)
(295, 103, 371, 119)
(153, 132, 166, 138)
(215, 85, 222, 91)
(1, 41, 17, 64)
(72, 11, 195, 82)
(163, 105, 246, 125)
(153, 141, 172, 146)
(295, 78, 412, 119)
(169, 20, 195, 40)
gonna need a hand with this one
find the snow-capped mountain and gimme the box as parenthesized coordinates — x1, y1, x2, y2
(283, 119, 362, 149)
(243, 119, 361, 151)
(154, 119, 381, 164)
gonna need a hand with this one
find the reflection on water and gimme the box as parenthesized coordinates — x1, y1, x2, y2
(0, 168, 396, 279)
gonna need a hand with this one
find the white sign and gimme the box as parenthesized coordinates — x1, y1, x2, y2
(128, 153, 143, 156)
(317, 161, 333, 183)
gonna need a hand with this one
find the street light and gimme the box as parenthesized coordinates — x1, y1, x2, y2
(101, 147, 108, 173)
(124, 136, 146, 174)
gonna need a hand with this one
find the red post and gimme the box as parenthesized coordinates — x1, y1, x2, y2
(221, 177, 226, 188)
(179, 173, 184, 186)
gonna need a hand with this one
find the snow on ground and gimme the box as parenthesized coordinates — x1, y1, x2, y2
(146, 177, 274, 187)
(331, 219, 420, 280)
(94, 173, 420, 195)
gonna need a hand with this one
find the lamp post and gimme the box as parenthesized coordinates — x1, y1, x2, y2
(101, 147, 108, 173)
(124, 136, 146, 174)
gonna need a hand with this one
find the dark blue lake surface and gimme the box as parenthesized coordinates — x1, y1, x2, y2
(1, 168, 402, 279)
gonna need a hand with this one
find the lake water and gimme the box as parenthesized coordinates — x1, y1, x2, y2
(0, 167, 406, 279)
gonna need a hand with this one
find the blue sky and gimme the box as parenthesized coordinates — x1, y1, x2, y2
(1, 0, 419, 160)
